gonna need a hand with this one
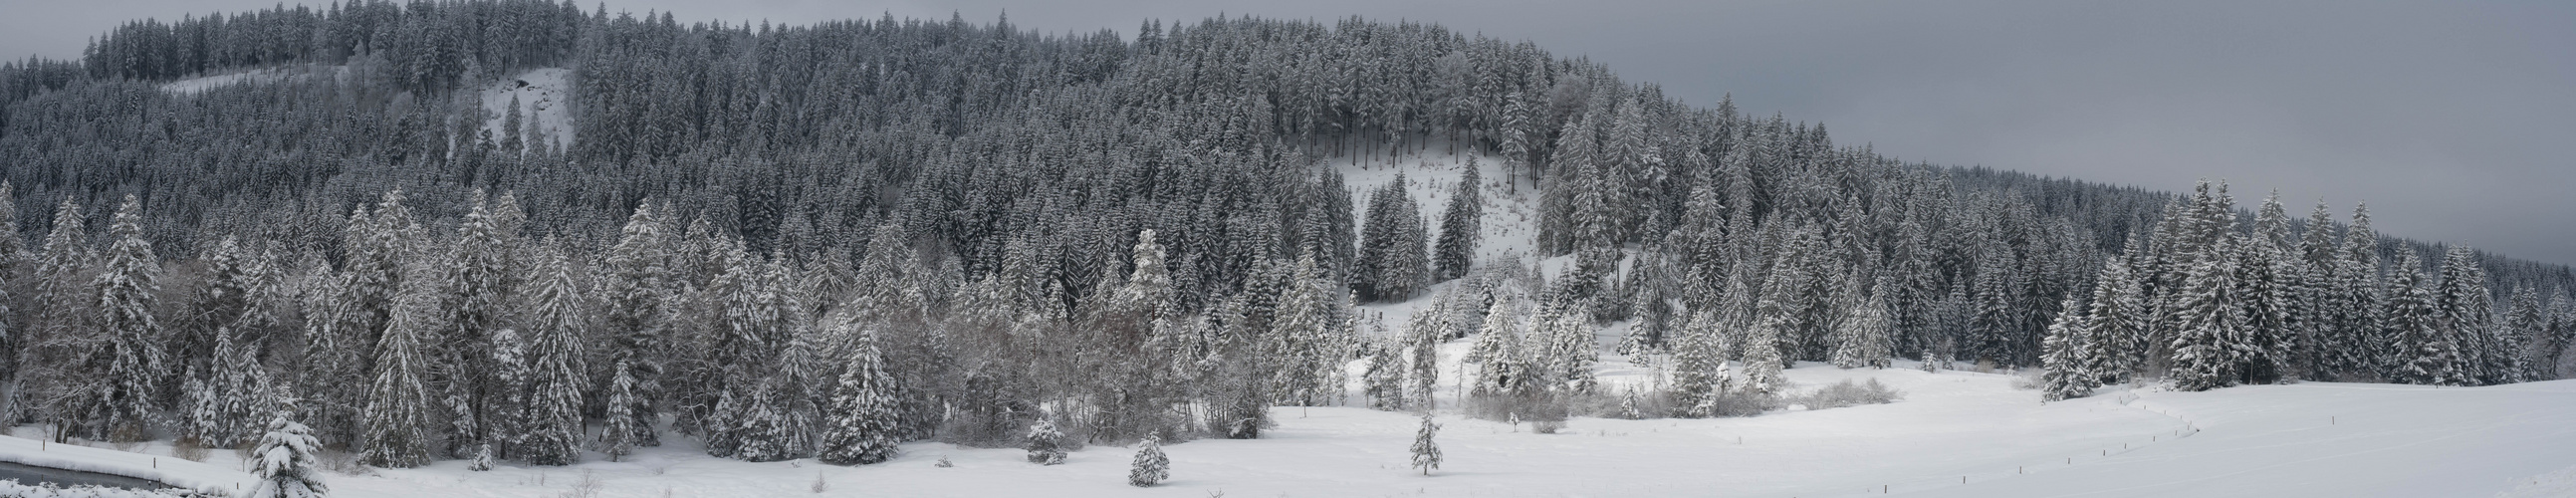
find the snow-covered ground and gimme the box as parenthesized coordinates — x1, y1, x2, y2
(296, 365, 2576, 498)
(158, 65, 348, 95)
(1336, 145, 1554, 337)
(478, 68, 576, 150)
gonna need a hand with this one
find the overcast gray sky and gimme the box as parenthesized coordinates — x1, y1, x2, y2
(5, 0, 2572, 266)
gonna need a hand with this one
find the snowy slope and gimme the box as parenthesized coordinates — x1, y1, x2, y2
(159, 66, 346, 94)
(1336, 144, 1534, 337)
(0, 433, 255, 496)
(477, 68, 576, 150)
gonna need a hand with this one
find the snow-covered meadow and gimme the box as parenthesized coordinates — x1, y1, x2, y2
(13, 362, 2569, 497)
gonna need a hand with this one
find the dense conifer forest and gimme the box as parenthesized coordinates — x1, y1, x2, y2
(0, 0, 2568, 470)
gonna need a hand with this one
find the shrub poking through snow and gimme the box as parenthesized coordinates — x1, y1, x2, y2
(1795, 378, 1905, 409)
(1128, 434, 1169, 487)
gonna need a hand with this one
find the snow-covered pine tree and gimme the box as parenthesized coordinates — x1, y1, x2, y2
(2385, 250, 2464, 385)
(1026, 418, 1067, 465)
(2434, 247, 2500, 384)
(731, 294, 823, 462)
(2506, 290, 2557, 381)
(598, 201, 672, 452)
(1669, 311, 1730, 417)
(484, 327, 529, 461)
(245, 411, 328, 498)
(2236, 193, 2298, 383)
(2168, 232, 2248, 392)
(516, 244, 587, 465)
(0, 183, 15, 392)
(1365, 332, 1409, 411)
(1968, 253, 2019, 368)
(2082, 260, 2146, 385)
(1270, 253, 1352, 405)
(178, 237, 257, 398)
(208, 327, 275, 448)
(1536, 308, 1599, 393)
(1407, 309, 1444, 410)
(2040, 296, 2095, 401)
(465, 443, 495, 472)
(2335, 203, 2387, 377)
(818, 324, 901, 466)
(88, 195, 162, 442)
(442, 191, 518, 457)
(358, 285, 439, 468)
(1467, 298, 1524, 396)
(1356, 176, 1406, 302)
(1128, 434, 1170, 487)
(32, 198, 90, 372)
(0, 181, 18, 270)
(1410, 414, 1442, 476)
(1830, 278, 1897, 369)
(1741, 311, 1788, 394)
(597, 360, 644, 462)
(1388, 183, 1434, 301)
(1433, 159, 1483, 282)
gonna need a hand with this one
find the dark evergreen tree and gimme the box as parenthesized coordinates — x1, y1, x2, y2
(515, 244, 586, 465)
(1433, 159, 1484, 282)
(358, 286, 439, 468)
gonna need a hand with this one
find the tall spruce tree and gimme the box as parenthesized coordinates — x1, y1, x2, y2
(442, 191, 518, 457)
(2169, 233, 2248, 392)
(1407, 309, 1444, 410)
(2386, 251, 2463, 385)
(1829, 278, 1897, 370)
(516, 244, 587, 465)
(1668, 311, 1731, 417)
(598, 201, 672, 453)
(2082, 260, 2146, 385)
(88, 195, 162, 441)
(818, 322, 901, 466)
(2434, 247, 2502, 384)
(358, 286, 439, 468)
(1433, 159, 1484, 282)
(2039, 296, 2095, 401)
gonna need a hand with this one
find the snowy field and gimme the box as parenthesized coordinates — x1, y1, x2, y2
(17, 362, 2567, 497)
(287, 365, 2565, 498)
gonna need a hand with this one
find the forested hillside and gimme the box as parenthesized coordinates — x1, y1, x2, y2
(0, 0, 2567, 470)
